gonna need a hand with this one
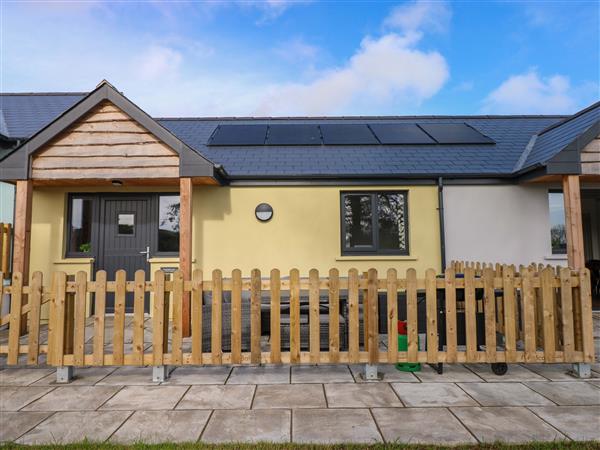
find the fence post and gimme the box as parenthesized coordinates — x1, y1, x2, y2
(364, 268, 379, 380)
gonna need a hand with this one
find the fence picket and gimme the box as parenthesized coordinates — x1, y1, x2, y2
(270, 269, 281, 363)
(309, 269, 320, 364)
(482, 268, 496, 362)
(290, 269, 301, 363)
(93, 271, 107, 366)
(73, 271, 87, 366)
(503, 266, 517, 363)
(444, 268, 457, 363)
(464, 267, 477, 361)
(580, 269, 595, 362)
(559, 267, 575, 361)
(132, 270, 146, 365)
(152, 270, 166, 365)
(348, 269, 359, 363)
(231, 269, 242, 364)
(387, 269, 398, 364)
(251, 269, 262, 364)
(522, 269, 537, 362)
(212, 269, 223, 364)
(541, 267, 556, 362)
(113, 270, 126, 365)
(367, 269, 379, 364)
(53, 272, 67, 367)
(7, 272, 23, 365)
(425, 269, 438, 363)
(329, 268, 340, 363)
(191, 269, 203, 365)
(27, 272, 43, 365)
(406, 268, 418, 363)
(171, 270, 184, 365)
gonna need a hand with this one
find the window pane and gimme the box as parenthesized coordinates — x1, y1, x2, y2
(69, 197, 93, 253)
(118, 213, 135, 235)
(549, 192, 567, 254)
(378, 193, 407, 251)
(159, 195, 180, 252)
(344, 194, 373, 249)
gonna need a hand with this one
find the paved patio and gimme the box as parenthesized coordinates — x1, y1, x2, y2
(1, 312, 599, 445)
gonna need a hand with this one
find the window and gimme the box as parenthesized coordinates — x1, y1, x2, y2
(341, 191, 408, 255)
(117, 213, 135, 235)
(67, 196, 94, 255)
(158, 195, 180, 253)
(549, 191, 567, 254)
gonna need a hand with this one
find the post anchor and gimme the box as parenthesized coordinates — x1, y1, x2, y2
(153, 365, 170, 382)
(571, 363, 591, 379)
(56, 366, 74, 384)
(363, 364, 380, 381)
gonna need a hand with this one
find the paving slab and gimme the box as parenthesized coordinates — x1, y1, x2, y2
(458, 382, 555, 406)
(0, 368, 54, 386)
(349, 364, 419, 383)
(392, 382, 477, 407)
(293, 408, 382, 444)
(451, 406, 566, 443)
(110, 410, 211, 444)
(23, 386, 121, 411)
(227, 365, 290, 384)
(163, 366, 232, 385)
(202, 409, 291, 443)
(0, 387, 54, 411)
(525, 381, 600, 405)
(530, 406, 600, 441)
(17, 410, 132, 445)
(96, 366, 157, 385)
(0, 411, 51, 442)
(414, 364, 483, 382)
(292, 365, 354, 384)
(32, 367, 116, 386)
(101, 385, 188, 410)
(466, 364, 546, 382)
(325, 383, 402, 407)
(253, 384, 326, 409)
(525, 364, 586, 381)
(372, 407, 476, 444)
(177, 384, 254, 410)
(588, 379, 600, 388)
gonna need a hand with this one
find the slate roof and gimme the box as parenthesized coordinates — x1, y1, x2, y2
(2, 90, 598, 179)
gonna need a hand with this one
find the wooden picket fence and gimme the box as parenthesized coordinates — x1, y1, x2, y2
(0, 223, 11, 278)
(0, 266, 595, 367)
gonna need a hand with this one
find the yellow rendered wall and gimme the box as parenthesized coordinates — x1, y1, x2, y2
(192, 185, 441, 276)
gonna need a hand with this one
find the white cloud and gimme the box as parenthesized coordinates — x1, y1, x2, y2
(274, 37, 320, 63)
(384, 0, 451, 34)
(133, 46, 183, 81)
(482, 70, 595, 114)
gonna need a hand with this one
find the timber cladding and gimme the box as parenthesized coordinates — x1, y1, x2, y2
(31, 101, 179, 180)
(581, 135, 600, 176)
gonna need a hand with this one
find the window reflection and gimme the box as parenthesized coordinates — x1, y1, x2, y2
(159, 195, 180, 252)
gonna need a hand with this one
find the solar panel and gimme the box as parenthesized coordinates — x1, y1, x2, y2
(320, 124, 379, 145)
(208, 124, 268, 146)
(369, 123, 436, 144)
(417, 123, 495, 144)
(266, 124, 322, 145)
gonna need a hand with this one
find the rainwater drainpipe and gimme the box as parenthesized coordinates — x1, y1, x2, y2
(438, 177, 447, 272)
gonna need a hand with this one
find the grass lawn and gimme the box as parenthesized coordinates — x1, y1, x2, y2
(2, 442, 599, 449)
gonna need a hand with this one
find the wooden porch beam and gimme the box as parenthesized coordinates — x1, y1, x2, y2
(179, 177, 193, 337)
(562, 175, 585, 269)
(13, 180, 33, 334)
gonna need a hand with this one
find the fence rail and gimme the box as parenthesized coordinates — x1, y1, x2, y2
(0, 265, 595, 367)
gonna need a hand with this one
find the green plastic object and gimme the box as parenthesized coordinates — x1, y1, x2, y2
(395, 334, 421, 372)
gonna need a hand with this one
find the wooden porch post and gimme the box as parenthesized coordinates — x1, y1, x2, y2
(13, 180, 33, 334)
(562, 175, 585, 269)
(180, 177, 193, 337)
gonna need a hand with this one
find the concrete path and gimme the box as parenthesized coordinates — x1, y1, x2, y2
(1, 362, 600, 445)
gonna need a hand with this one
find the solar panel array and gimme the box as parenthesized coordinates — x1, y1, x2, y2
(207, 123, 495, 146)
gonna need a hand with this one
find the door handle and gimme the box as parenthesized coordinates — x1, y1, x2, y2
(139, 246, 150, 262)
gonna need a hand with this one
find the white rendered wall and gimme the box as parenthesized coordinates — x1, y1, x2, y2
(443, 184, 566, 266)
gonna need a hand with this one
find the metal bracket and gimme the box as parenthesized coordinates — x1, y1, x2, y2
(56, 366, 74, 384)
(363, 364, 380, 381)
(152, 365, 170, 382)
(571, 363, 591, 379)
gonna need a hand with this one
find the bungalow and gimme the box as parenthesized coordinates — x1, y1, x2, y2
(0, 81, 598, 330)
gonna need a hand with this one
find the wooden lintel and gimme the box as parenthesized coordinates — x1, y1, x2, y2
(179, 177, 193, 337)
(562, 175, 585, 269)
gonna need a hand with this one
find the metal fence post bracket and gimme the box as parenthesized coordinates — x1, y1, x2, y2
(153, 365, 170, 382)
(56, 367, 74, 384)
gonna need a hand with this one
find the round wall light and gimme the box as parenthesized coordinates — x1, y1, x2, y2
(255, 203, 273, 222)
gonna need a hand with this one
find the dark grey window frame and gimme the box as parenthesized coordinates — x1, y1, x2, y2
(340, 190, 409, 256)
(65, 192, 181, 259)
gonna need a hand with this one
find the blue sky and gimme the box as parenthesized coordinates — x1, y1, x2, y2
(1, 0, 598, 117)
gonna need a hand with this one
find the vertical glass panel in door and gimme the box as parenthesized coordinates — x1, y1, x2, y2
(158, 195, 180, 252)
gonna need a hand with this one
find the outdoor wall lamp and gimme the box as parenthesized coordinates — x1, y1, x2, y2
(255, 203, 273, 222)
(111, 179, 123, 186)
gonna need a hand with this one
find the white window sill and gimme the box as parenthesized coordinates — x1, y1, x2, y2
(54, 258, 95, 264)
(335, 255, 418, 261)
(544, 255, 568, 261)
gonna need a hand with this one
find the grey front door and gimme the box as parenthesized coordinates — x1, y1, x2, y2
(98, 197, 152, 313)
